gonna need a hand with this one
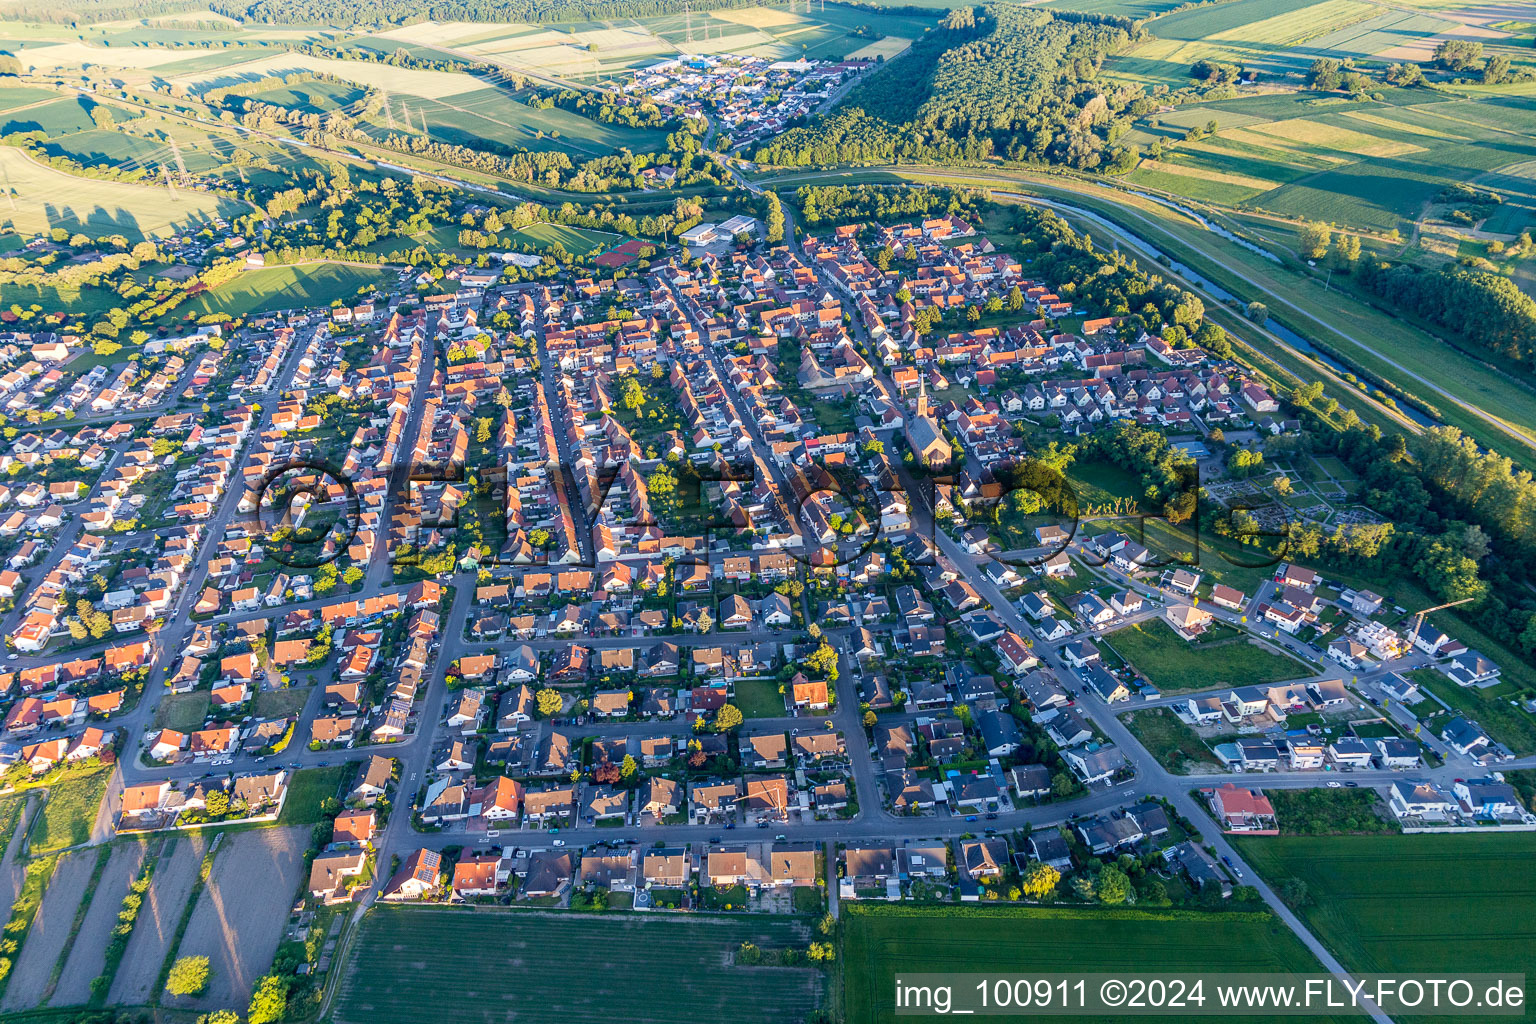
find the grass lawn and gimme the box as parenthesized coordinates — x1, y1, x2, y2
(1120, 707, 1220, 774)
(732, 677, 787, 719)
(1411, 671, 1536, 756)
(843, 904, 1350, 1024)
(277, 765, 350, 825)
(254, 686, 311, 719)
(1234, 834, 1536, 996)
(333, 906, 823, 1024)
(0, 795, 26, 852)
(505, 222, 620, 256)
(1104, 617, 1307, 694)
(28, 765, 111, 854)
(178, 263, 396, 319)
(153, 691, 210, 732)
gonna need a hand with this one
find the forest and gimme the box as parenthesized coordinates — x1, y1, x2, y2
(754, 7, 1147, 171)
(792, 183, 980, 226)
(1356, 260, 1536, 371)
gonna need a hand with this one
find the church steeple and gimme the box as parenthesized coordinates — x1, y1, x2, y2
(916, 372, 929, 420)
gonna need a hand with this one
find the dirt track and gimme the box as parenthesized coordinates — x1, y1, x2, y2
(1, 848, 99, 1010)
(108, 834, 207, 1006)
(168, 827, 307, 1012)
(50, 841, 150, 1006)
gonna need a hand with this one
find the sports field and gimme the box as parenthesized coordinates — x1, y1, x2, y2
(1104, 617, 1308, 693)
(0, 147, 242, 240)
(843, 904, 1352, 1024)
(1234, 834, 1536, 986)
(179, 263, 396, 318)
(333, 907, 824, 1024)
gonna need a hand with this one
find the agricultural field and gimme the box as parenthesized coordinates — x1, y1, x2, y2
(108, 835, 207, 1005)
(360, 4, 935, 80)
(0, 848, 100, 1010)
(0, 93, 111, 138)
(1103, 618, 1309, 693)
(50, 841, 150, 1006)
(27, 765, 113, 854)
(177, 263, 397, 318)
(0, 146, 245, 241)
(166, 51, 485, 100)
(842, 905, 1352, 1024)
(246, 78, 368, 114)
(358, 85, 668, 158)
(170, 828, 308, 1012)
(1105, 0, 1536, 238)
(1234, 834, 1536, 987)
(333, 907, 824, 1024)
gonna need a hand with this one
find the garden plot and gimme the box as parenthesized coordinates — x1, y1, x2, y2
(108, 834, 207, 1005)
(169, 827, 307, 1012)
(1, 849, 98, 1011)
(50, 841, 149, 1007)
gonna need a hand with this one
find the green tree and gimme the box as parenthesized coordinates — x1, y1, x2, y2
(1095, 865, 1132, 905)
(1021, 862, 1059, 900)
(713, 703, 743, 732)
(1299, 221, 1331, 260)
(247, 974, 288, 1024)
(167, 955, 211, 997)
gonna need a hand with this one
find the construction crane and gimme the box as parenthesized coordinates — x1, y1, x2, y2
(1405, 597, 1474, 652)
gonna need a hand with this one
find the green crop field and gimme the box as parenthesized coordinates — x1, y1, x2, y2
(843, 904, 1351, 1024)
(1233, 834, 1536, 993)
(247, 78, 367, 114)
(363, 85, 668, 159)
(179, 262, 396, 318)
(0, 95, 109, 137)
(334, 907, 824, 1024)
(1104, 618, 1307, 694)
(0, 146, 243, 240)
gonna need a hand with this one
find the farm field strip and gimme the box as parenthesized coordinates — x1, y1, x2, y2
(169, 828, 307, 1011)
(1234, 834, 1536, 985)
(50, 841, 149, 1007)
(843, 905, 1352, 1024)
(334, 908, 822, 1024)
(0, 850, 96, 1011)
(0, 147, 243, 241)
(108, 835, 205, 1006)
